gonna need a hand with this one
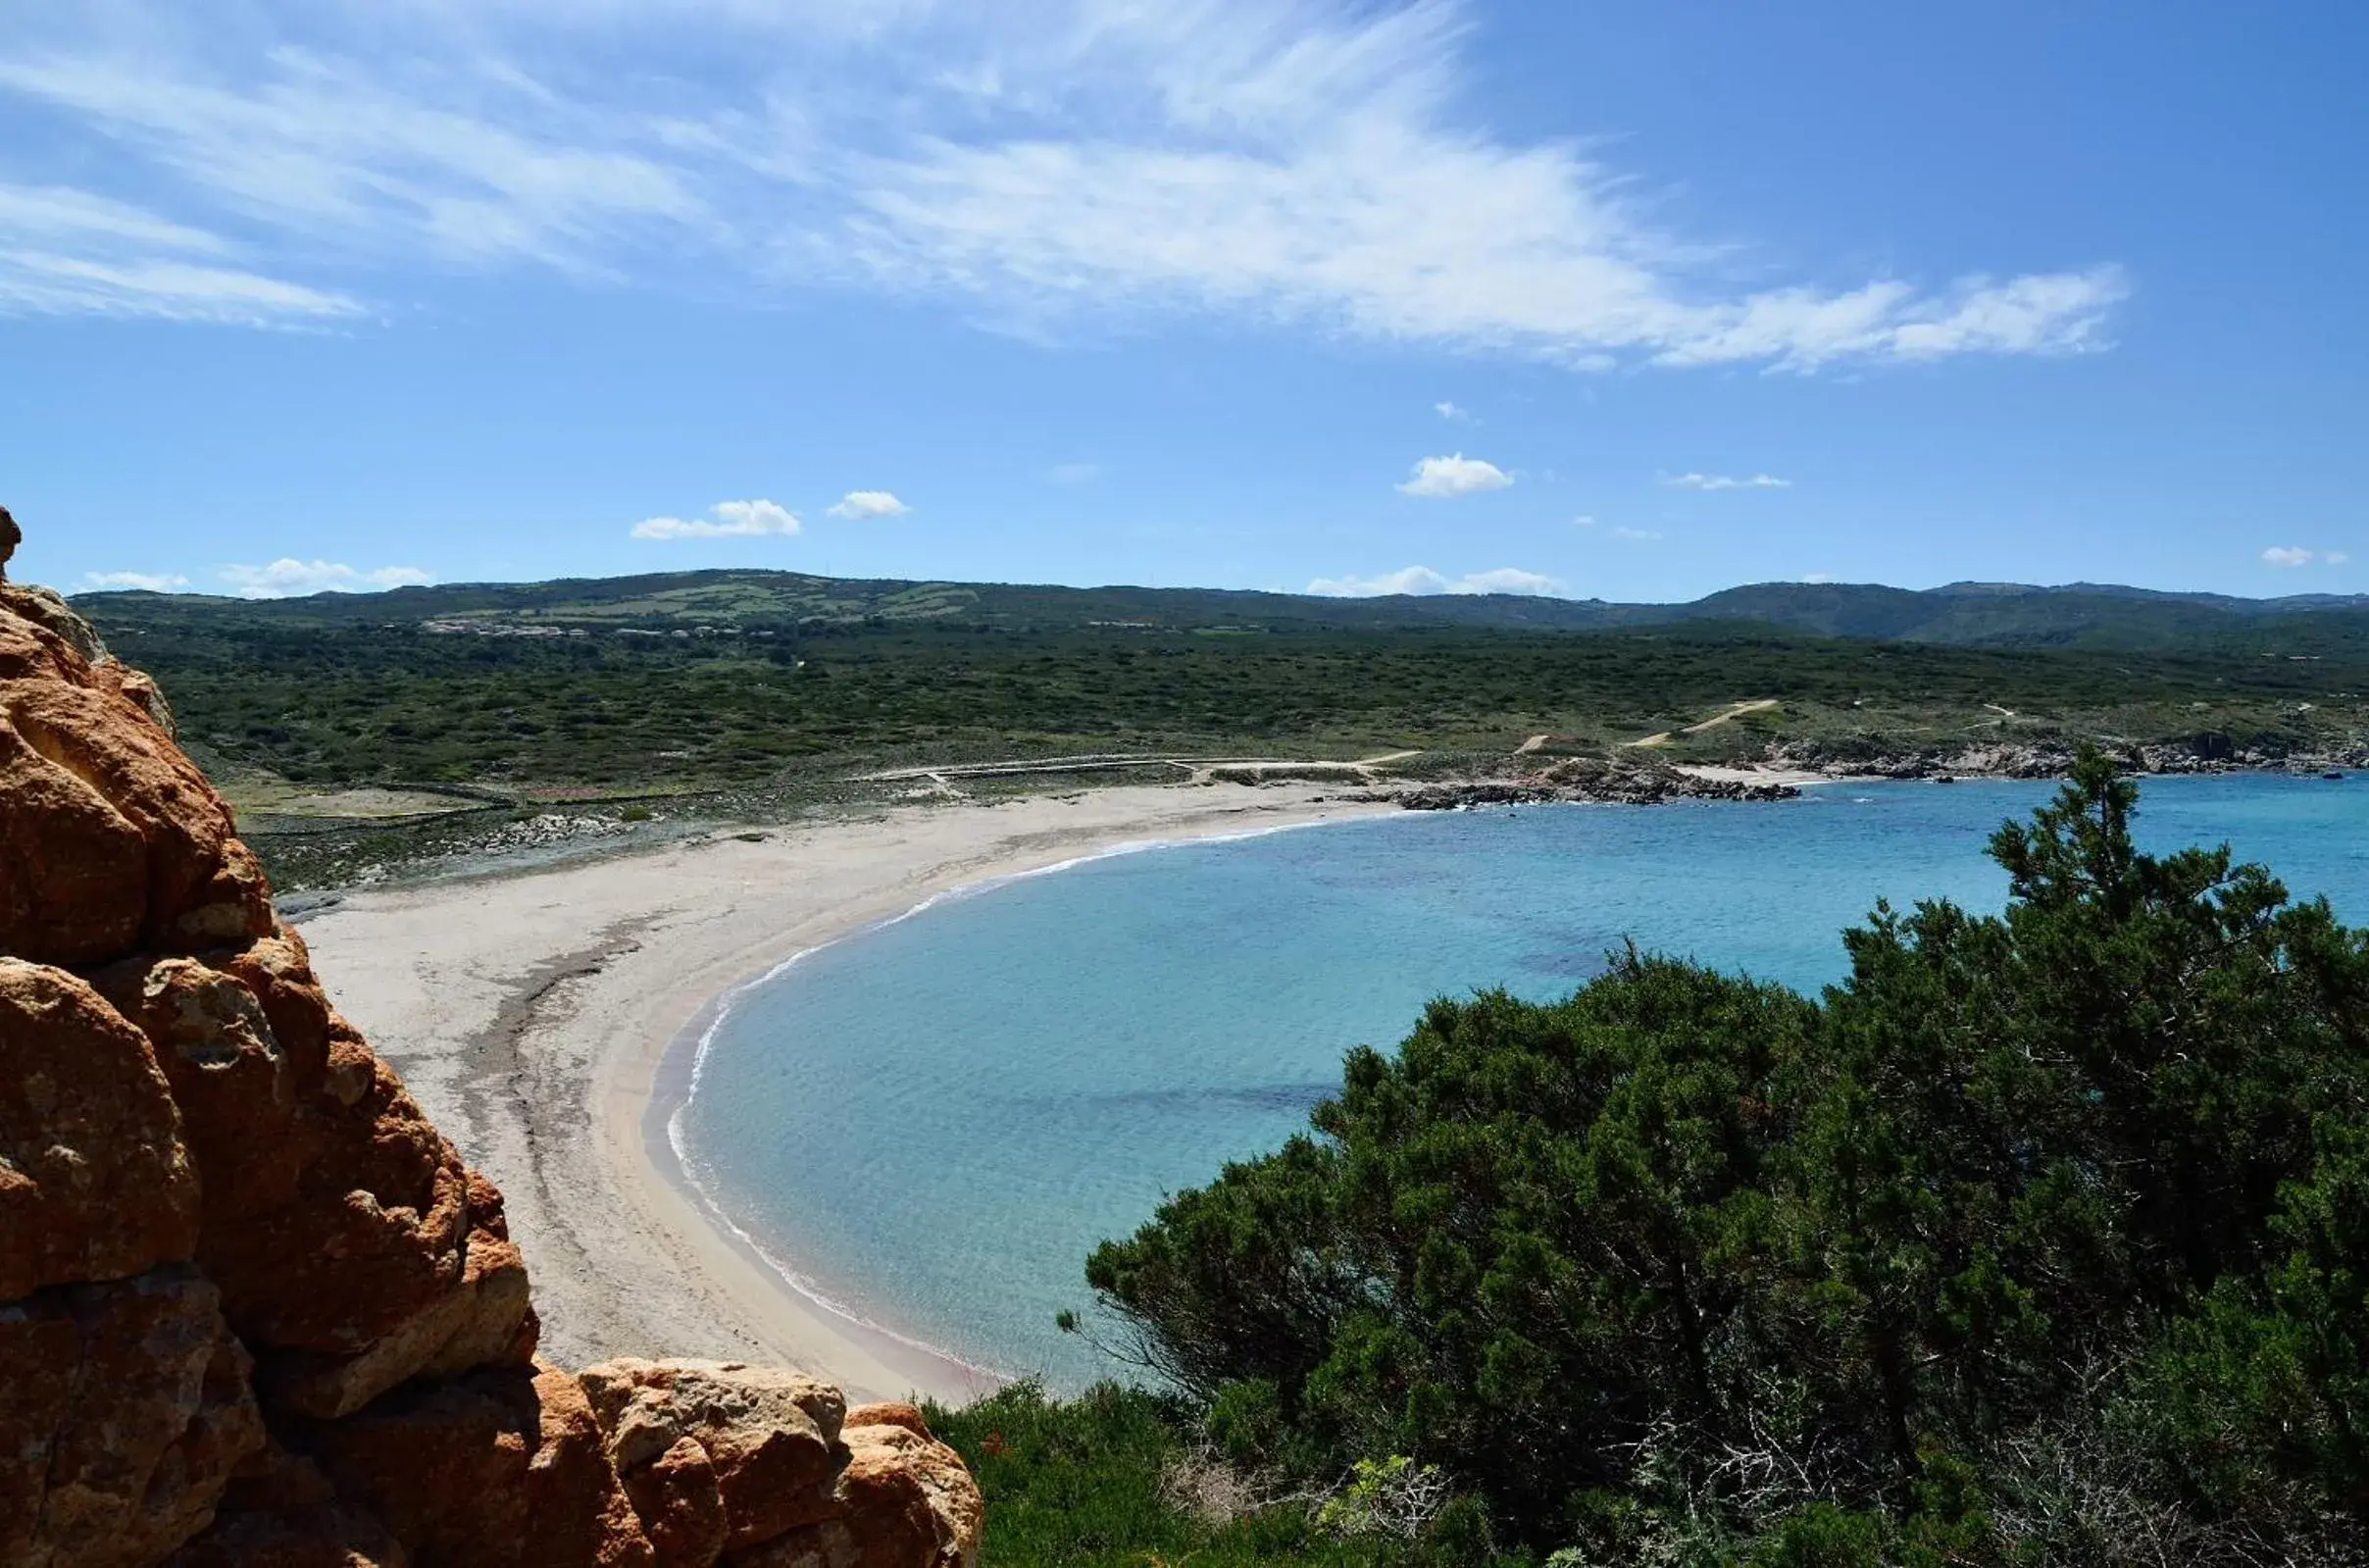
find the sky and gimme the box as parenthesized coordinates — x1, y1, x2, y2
(2, 0, 2363, 604)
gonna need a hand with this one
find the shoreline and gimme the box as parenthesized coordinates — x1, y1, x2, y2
(285, 761, 2336, 1408)
(640, 810, 1377, 1395)
(297, 783, 1395, 1406)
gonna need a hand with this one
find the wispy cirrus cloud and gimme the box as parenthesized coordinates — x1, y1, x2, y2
(0, 2, 2128, 369)
(0, 179, 363, 325)
(630, 498, 801, 540)
(1307, 564, 1563, 597)
(1397, 453, 1512, 498)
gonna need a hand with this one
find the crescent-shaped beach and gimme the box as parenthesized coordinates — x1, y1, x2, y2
(297, 783, 1390, 1405)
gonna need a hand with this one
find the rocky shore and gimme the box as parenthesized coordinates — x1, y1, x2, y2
(1379, 753, 1802, 811)
(1368, 733, 2368, 813)
(1768, 734, 2368, 782)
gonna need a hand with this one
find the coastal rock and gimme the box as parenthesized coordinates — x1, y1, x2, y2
(300, 1365, 658, 1568)
(0, 1266, 265, 1568)
(0, 523, 984, 1567)
(733, 1412, 983, 1568)
(0, 623, 271, 963)
(1390, 754, 1799, 812)
(577, 1359, 847, 1553)
(0, 958, 200, 1300)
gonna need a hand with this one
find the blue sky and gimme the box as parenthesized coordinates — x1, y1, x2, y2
(2, 1, 2361, 602)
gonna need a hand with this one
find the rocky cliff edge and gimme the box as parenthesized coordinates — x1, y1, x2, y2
(0, 512, 983, 1567)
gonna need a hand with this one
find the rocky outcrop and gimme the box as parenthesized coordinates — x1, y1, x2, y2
(0, 528, 981, 1566)
(1768, 734, 2369, 782)
(1386, 754, 1800, 811)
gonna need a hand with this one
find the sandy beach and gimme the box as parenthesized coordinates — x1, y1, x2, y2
(296, 782, 1392, 1407)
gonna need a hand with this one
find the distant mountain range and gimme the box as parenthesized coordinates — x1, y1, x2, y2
(72, 569, 2369, 652)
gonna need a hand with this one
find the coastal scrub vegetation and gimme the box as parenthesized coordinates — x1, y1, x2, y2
(984, 757, 2369, 1565)
(79, 597, 2369, 790)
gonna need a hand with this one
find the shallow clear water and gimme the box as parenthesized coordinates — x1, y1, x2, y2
(674, 775, 2369, 1388)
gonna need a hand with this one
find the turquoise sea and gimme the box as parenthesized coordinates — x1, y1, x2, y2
(670, 775, 2369, 1389)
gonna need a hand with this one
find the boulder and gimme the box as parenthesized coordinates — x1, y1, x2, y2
(0, 1267, 265, 1568)
(577, 1359, 847, 1553)
(0, 958, 200, 1299)
(302, 1365, 657, 1568)
(731, 1414, 983, 1568)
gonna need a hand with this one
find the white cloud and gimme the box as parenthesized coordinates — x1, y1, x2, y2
(630, 498, 801, 539)
(2262, 546, 2346, 570)
(0, 179, 365, 325)
(2333, 552, 2353, 566)
(1664, 472, 1791, 491)
(81, 570, 192, 592)
(1397, 453, 1512, 499)
(0, 4, 2128, 365)
(1800, 572, 1838, 584)
(827, 489, 909, 520)
(0, 182, 228, 252)
(1611, 527, 1660, 541)
(0, 252, 365, 325)
(1572, 514, 1596, 529)
(219, 559, 432, 597)
(1306, 565, 1565, 597)
(1460, 567, 1564, 595)
(1434, 400, 1472, 422)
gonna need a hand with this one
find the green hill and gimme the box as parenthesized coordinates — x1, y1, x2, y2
(74, 568, 2369, 651)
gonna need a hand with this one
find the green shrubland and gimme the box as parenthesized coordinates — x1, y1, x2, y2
(946, 760, 2369, 1564)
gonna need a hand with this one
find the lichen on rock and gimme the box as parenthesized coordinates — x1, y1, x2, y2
(0, 513, 982, 1566)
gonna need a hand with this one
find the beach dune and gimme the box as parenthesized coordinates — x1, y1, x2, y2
(299, 783, 1388, 1406)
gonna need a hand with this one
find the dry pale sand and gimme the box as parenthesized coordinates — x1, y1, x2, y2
(296, 783, 1393, 1407)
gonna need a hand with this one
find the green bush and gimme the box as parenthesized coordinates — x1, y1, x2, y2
(1083, 757, 2369, 1561)
(925, 1382, 1497, 1567)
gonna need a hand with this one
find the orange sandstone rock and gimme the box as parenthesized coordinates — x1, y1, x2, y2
(0, 1267, 265, 1568)
(0, 958, 200, 1299)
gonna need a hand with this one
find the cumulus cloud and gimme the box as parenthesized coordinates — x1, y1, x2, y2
(1434, 400, 1472, 422)
(0, 4, 2127, 366)
(219, 560, 432, 598)
(630, 498, 801, 540)
(827, 489, 909, 520)
(1663, 472, 1791, 491)
(1306, 565, 1565, 597)
(81, 570, 192, 592)
(2263, 546, 2347, 569)
(1397, 454, 1512, 499)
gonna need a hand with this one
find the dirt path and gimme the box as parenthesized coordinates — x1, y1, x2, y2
(1626, 698, 1780, 749)
(1516, 733, 1552, 755)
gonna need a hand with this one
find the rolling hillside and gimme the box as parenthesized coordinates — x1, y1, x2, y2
(74, 569, 2369, 651)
